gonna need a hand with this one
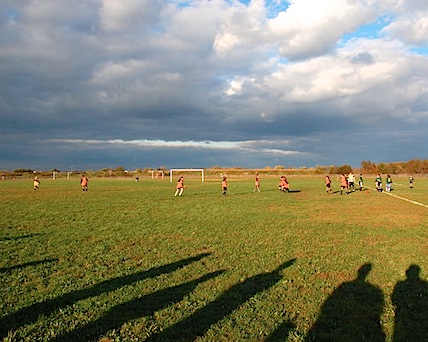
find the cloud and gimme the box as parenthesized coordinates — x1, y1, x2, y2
(267, 0, 379, 59)
(382, 0, 428, 46)
(47, 138, 302, 155)
(0, 0, 427, 170)
(261, 112, 273, 123)
(99, 0, 163, 32)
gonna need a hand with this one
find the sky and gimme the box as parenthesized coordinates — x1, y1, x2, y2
(1, 0, 427, 171)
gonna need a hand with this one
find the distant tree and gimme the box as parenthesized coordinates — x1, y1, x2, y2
(274, 165, 285, 169)
(360, 160, 377, 174)
(388, 162, 403, 174)
(13, 169, 34, 173)
(336, 164, 353, 174)
(424, 160, 428, 173)
(328, 165, 337, 174)
(377, 162, 389, 174)
(315, 165, 327, 174)
(406, 159, 425, 173)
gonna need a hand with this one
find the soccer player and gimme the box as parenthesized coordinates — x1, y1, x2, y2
(174, 176, 184, 196)
(80, 175, 89, 192)
(279, 176, 289, 192)
(325, 175, 332, 194)
(375, 174, 383, 192)
(359, 174, 364, 191)
(33, 176, 40, 190)
(347, 172, 356, 192)
(340, 174, 348, 194)
(409, 175, 414, 189)
(254, 173, 260, 192)
(386, 175, 392, 192)
(283, 176, 290, 192)
(222, 176, 228, 195)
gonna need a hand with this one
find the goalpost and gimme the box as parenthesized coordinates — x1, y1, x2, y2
(150, 169, 164, 179)
(170, 168, 204, 182)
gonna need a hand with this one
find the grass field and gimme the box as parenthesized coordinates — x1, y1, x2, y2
(1, 176, 427, 341)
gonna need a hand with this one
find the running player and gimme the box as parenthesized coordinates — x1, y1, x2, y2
(80, 175, 89, 192)
(340, 174, 348, 194)
(325, 175, 332, 194)
(174, 176, 184, 196)
(222, 176, 228, 195)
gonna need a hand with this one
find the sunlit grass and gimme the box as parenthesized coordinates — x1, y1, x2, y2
(1, 176, 427, 341)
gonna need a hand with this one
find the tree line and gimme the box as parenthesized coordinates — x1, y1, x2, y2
(359, 159, 428, 174)
(5, 159, 428, 178)
(317, 159, 428, 175)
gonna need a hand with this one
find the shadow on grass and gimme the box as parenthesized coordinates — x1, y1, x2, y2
(332, 190, 359, 195)
(146, 258, 296, 341)
(224, 190, 302, 196)
(0, 258, 58, 274)
(0, 233, 40, 242)
(265, 320, 296, 342)
(276, 189, 301, 194)
(392, 264, 428, 342)
(0, 253, 211, 339)
(51, 270, 225, 342)
(262, 189, 301, 193)
(305, 263, 386, 342)
(203, 186, 304, 196)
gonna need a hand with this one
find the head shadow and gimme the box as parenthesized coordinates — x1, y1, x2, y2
(392, 264, 428, 342)
(305, 263, 385, 342)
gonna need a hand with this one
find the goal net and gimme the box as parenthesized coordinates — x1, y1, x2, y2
(170, 168, 204, 182)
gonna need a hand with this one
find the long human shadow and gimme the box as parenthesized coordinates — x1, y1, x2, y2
(51, 270, 225, 342)
(305, 263, 385, 342)
(0, 258, 58, 274)
(0, 253, 211, 339)
(147, 258, 296, 341)
(392, 264, 428, 342)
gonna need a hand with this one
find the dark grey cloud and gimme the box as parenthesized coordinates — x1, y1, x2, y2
(349, 52, 376, 64)
(0, 0, 427, 170)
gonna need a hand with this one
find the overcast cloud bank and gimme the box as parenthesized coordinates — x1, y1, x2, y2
(1, 0, 427, 170)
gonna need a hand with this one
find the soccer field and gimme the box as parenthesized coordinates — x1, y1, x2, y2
(1, 176, 427, 341)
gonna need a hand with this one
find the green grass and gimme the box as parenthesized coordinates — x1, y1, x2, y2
(1, 176, 427, 341)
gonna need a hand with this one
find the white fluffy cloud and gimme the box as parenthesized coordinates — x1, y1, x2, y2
(382, 1, 428, 46)
(268, 0, 378, 58)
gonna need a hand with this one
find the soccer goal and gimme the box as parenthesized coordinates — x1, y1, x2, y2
(150, 169, 164, 179)
(170, 168, 204, 182)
